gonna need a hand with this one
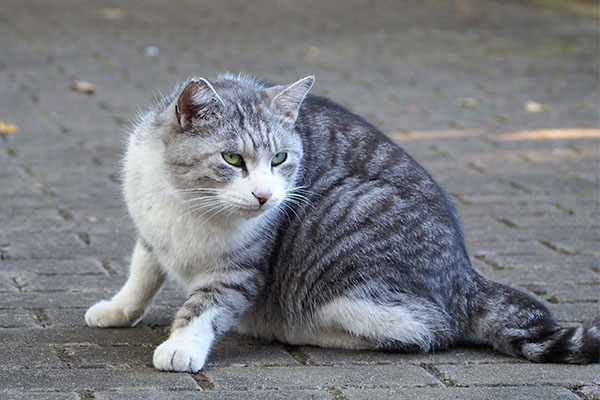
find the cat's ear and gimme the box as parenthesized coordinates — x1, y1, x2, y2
(175, 78, 224, 129)
(266, 76, 314, 122)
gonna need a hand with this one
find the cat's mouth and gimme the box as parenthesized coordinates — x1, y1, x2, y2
(233, 200, 280, 219)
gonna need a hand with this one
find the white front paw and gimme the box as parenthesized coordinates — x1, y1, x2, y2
(153, 338, 209, 372)
(85, 300, 142, 328)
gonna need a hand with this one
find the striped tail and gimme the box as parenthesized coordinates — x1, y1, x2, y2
(469, 276, 599, 364)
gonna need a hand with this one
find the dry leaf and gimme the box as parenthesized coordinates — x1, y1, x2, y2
(407, 104, 421, 113)
(302, 46, 320, 61)
(523, 101, 550, 113)
(71, 80, 97, 94)
(0, 120, 19, 134)
(460, 97, 478, 108)
(101, 8, 125, 20)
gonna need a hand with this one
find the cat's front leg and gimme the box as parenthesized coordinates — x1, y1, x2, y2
(153, 276, 258, 372)
(85, 238, 165, 327)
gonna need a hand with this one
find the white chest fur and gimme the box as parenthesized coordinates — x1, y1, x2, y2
(123, 136, 258, 289)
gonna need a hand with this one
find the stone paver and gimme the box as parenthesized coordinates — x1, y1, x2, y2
(0, 347, 67, 370)
(437, 363, 600, 386)
(299, 344, 518, 366)
(0, 369, 199, 392)
(93, 391, 332, 400)
(344, 387, 582, 400)
(204, 365, 441, 390)
(0, 310, 40, 328)
(0, 0, 598, 398)
(2, 395, 80, 400)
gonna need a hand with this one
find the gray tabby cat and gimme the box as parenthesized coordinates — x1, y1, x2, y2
(85, 73, 599, 372)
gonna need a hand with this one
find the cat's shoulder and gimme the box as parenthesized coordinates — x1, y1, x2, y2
(298, 94, 395, 147)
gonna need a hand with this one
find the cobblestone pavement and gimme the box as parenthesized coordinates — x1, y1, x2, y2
(1, 0, 599, 398)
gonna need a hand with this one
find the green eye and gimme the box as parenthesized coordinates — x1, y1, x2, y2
(222, 152, 243, 167)
(271, 152, 287, 166)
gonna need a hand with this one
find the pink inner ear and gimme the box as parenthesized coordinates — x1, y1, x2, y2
(176, 81, 201, 126)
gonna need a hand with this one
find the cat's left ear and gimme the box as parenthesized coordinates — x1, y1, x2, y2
(175, 78, 224, 129)
(265, 76, 315, 122)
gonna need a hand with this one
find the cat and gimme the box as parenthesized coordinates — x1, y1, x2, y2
(85, 73, 599, 372)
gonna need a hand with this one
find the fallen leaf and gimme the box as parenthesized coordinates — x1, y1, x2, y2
(542, 293, 560, 304)
(456, 0, 471, 13)
(71, 80, 96, 94)
(523, 101, 550, 113)
(407, 104, 421, 113)
(302, 46, 319, 61)
(0, 120, 19, 134)
(460, 97, 479, 108)
(101, 8, 125, 20)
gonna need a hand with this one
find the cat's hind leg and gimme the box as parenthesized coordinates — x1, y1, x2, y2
(234, 309, 373, 349)
(85, 238, 165, 327)
(304, 296, 454, 352)
(284, 329, 374, 350)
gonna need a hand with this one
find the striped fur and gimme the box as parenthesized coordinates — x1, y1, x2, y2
(85, 74, 599, 372)
(469, 278, 599, 363)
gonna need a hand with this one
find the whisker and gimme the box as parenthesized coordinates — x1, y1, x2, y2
(182, 201, 224, 218)
(274, 202, 292, 226)
(181, 197, 223, 208)
(197, 203, 232, 229)
(278, 200, 305, 228)
(180, 195, 220, 204)
(294, 188, 322, 198)
(285, 195, 314, 212)
(286, 193, 314, 207)
(174, 188, 226, 195)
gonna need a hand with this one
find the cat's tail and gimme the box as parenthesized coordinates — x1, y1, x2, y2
(468, 275, 599, 364)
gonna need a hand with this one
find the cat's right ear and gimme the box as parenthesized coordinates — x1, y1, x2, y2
(265, 76, 315, 123)
(175, 79, 224, 130)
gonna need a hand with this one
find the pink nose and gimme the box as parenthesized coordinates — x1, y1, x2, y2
(252, 192, 271, 205)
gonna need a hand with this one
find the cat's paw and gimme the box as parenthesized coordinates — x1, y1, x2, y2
(85, 300, 142, 328)
(153, 338, 208, 372)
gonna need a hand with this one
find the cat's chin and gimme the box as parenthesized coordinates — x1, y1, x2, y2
(231, 203, 280, 220)
(237, 208, 270, 220)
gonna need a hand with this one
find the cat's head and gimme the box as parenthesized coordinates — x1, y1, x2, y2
(162, 75, 314, 219)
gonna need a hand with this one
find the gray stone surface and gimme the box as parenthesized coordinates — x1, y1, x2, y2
(299, 344, 518, 366)
(0, 327, 163, 346)
(94, 390, 332, 400)
(0, 369, 199, 392)
(548, 303, 600, 322)
(0, 0, 598, 398)
(0, 259, 106, 275)
(204, 365, 441, 390)
(344, 387, 581, 400)
(437, 363, 600, 386)
(0, 347, 68, 369)
(2, 395, 80, 400)
(207, 340, 301, 368)
(0, 310, 40, 328)
(61, 344, 154, 368)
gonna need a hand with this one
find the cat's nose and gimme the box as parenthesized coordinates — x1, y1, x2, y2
(252, 192, 271, 205)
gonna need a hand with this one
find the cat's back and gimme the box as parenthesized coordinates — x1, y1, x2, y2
(295, 94, 442, 202)
(264, 94, 470, 322)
